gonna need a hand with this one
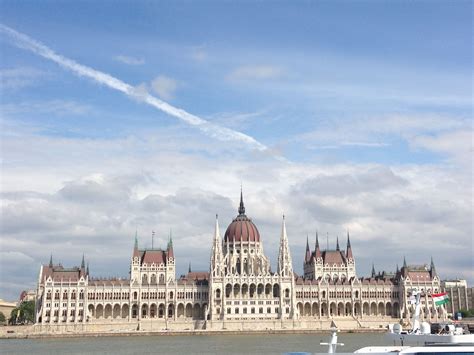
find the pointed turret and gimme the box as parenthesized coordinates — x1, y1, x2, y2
(210, 214, 224, 277)
(315, 231, 322, 259)
(81, 254, 85, 269)
(86, 262, 89, 275)
(133, 231, 140, 258)
(430, 256, 437, 276)
(49, 254, 53, 268)
(238, 187, 246, 216)
(305, 235, 311, 263)
(371, 263, 376, 278)
(277, 215, 293, 277)
(403, 256, 407, 269)
(336, 236, 340, 251)
(346, 231, 353, 259)
(167, 230, 174, 259)
(188, 262, 192, 273)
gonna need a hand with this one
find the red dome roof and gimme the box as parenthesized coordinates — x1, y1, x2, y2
(224, 190, 261, 243)
(224, 215, 261, 243)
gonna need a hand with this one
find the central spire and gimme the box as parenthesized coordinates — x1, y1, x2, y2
(238, 186, 246, 215)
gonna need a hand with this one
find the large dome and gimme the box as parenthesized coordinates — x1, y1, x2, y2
(224, 191, 261, 243)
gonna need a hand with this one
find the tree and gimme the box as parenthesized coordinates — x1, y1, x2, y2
(10, 301, 35, 325)
(0, 311, 5, 324)
(459, 308, 474, 318)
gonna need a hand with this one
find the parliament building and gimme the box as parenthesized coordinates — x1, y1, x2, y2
(34, 192, 445, 331)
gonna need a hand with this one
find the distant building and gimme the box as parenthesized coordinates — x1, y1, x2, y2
(441, 279, 473, 315)
(0, 299, 17, 323)
(19, 290, 36, 303)
(442, 279, 468, 288)
(34, 191, 451, 330)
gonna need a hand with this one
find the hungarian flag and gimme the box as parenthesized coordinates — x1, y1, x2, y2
(432, 292, 449, 306)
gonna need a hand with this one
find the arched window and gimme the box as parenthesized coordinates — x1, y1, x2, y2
(216, 289, 221, 298)
(273, 284, 280, 298)
(285, 288, 290, 298)
(236, 258, 241, 274)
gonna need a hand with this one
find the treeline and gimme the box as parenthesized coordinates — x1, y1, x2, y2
(458, 308, 474, 318)
(7, 300, 35, 325)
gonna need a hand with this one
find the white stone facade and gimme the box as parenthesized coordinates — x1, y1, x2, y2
(34, 194, 447, 329)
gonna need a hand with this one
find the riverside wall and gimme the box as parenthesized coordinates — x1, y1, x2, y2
(0, 317, 395, 339)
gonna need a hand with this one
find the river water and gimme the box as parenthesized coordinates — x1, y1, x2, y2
(1, 332, 390, 354)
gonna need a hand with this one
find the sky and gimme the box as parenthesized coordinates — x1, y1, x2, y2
(0, 1, 472, 301)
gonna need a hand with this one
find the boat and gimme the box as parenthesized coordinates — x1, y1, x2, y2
(327, 289, 474, 354)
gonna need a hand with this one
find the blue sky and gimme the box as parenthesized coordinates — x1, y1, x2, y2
(0, 1, 472, 300)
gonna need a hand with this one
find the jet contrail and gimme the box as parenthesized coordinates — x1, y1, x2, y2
(0, 24, 268, 151)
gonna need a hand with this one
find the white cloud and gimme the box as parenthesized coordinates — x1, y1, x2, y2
(150, 75, 178, 100)
(411, 130, 473, 166)
(0, 67, 46, 90)
(297, 114, 470, 154)
(228, 65, 284, 81)
(1, 99, 92, 116)
(114, 55, 145, 65)
(191, 45, 208, 61)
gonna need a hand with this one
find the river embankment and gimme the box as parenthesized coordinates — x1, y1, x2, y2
(0, 323, 389, 340)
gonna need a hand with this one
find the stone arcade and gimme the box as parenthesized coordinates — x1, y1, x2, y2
(35, 192, 445, 331)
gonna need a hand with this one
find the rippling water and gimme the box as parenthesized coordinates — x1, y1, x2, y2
(1, 332, 390, 354)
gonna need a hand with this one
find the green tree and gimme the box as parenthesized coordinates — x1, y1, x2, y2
(459, 308, 474, 318)
(10, 301, 35, 324)
(20, 300, 35, 323)
(0, 311, 6, 323)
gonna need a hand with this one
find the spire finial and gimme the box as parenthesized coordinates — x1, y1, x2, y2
(238, 186, 246, 215)
(86, 262, 89, 275)
(347, 231, 351, 248)
(188, 262, 192, 273)
(134, 231, 138, 250)
(430, 256, 436, 274)
(371, 262, 376, 278)
(336, 236, 340, 251)
(49, 253, 53, 268)
(81, 254, 85, 269)
(315, 231, 319, 250)
(168, 228, 173, 248)
(403, 256, 407, 268)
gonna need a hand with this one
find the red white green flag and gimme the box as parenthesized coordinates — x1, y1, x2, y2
(432, 292, 449, 306)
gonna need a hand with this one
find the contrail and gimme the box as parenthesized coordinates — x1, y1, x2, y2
(0, 24, 268, 151)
